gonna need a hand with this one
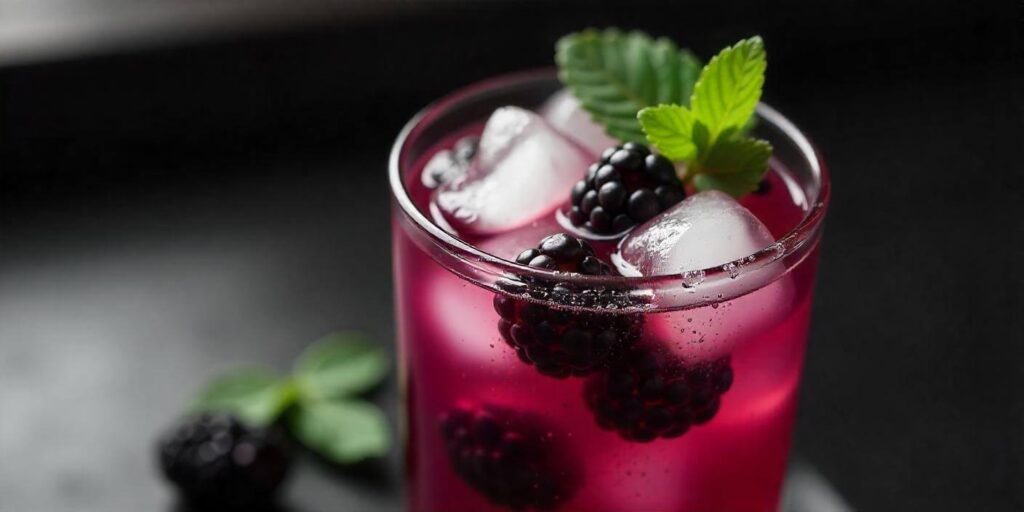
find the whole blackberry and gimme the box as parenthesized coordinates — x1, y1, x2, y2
(158, 414, 291, 510)
(494, 233, 642, 378)
(568, 142, 686, 234)
(584, 343, 733, 442)
(439, 402, 579, 510)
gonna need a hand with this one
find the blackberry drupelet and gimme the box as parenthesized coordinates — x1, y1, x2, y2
(510, 232, 612, 275)
(494, 233, 642, 378)
(568, 142, 686, 234)
(584, 342, 733, 442)
(158, 414, 291, 510)
(439, 402, 579, 510)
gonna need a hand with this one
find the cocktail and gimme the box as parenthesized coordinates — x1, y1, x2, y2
(390, 30, 829, 511)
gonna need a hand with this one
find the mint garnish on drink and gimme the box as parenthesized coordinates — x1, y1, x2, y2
(556, 29, 702, 143)
(191, 331, 391, 463)
(557, 31, 773, 197)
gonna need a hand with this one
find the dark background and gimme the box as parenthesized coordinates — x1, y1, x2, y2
(1, 0, 1021, 510)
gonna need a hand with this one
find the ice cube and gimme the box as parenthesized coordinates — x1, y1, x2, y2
(420, 135, 479, 189)
(421, 149, 465, 189)
(435, 107, 590, 235)
(615, 191, 776, 277)
(615, 191, 794, 360)
(541, 89, 618, 157)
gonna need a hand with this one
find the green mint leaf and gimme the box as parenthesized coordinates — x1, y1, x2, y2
(637, 104, 697, 162)
(294, 332, 389, 401)
(289, 400, 390, 464)
(690, 36, 766, 141)
(557, 28, 702, 143)
(192, 367, 296, 427)
(693, 137, 772, 196)
(637, 36, 773, 197)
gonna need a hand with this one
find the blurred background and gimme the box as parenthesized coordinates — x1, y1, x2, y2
(1, 0, 1021, 511)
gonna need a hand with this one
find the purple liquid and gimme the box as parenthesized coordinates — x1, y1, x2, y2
(393, 124, 821, 511)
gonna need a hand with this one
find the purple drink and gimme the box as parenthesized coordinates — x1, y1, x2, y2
(391, 64, 829, 511)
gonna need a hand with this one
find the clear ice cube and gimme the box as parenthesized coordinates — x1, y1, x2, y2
(434, 106, 590, 235)
(541, 89, 618, 157)
(615, 191, 776, 277)
(615, 191, 794, 360)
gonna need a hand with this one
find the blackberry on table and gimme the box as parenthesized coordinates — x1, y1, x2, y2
(439, 402, 579, 510)
(584, 342, 733, 442)
(494, 234, 642, 378)
(568, 142, 686, 235)
(158, 413, 291, 510)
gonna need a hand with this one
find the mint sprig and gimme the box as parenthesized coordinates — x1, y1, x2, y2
(558, 30, 773, 198)
(693, 136, 773, 196)
(689, 37, 766, 141)
(638, 36, 772, 197)
(191, 367, 296, 427)
(634, 104, 697, 161)
(556, 28, 702, 143)
(191, 331, 391, 464)
(293, 331, 389, 401)
(289, 400, 390, 464)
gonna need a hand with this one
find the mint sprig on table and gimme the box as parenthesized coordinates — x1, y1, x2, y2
(191, 331, 390, 464)
(558, 31, 772, 197)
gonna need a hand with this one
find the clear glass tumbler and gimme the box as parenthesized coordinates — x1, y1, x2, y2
(390, 70, 830, 512)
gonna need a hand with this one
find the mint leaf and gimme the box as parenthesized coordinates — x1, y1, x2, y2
(289, 400, 390, 464)
(294, 332, 389, 401)
(192, 368, 295, 427)
(701, 134, 772, 175)
(557, 28, 701, 143)
(637, 105, 697, 162)
(690, 36, 766, 140)
(637, 36, 772, 197)
(693, 137, 772, 196)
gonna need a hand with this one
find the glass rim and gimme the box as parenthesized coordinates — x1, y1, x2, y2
(389, 68, 831, 295)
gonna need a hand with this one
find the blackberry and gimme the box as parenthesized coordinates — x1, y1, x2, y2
(439, 402, 579, 510)
(494, 234, 642, 378)
(584, 343, 733, 442)
(568, 142, 686, 234)
(158, 414, 291, 510)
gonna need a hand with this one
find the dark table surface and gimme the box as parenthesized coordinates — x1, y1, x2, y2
(1, 1, 1022, 511)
